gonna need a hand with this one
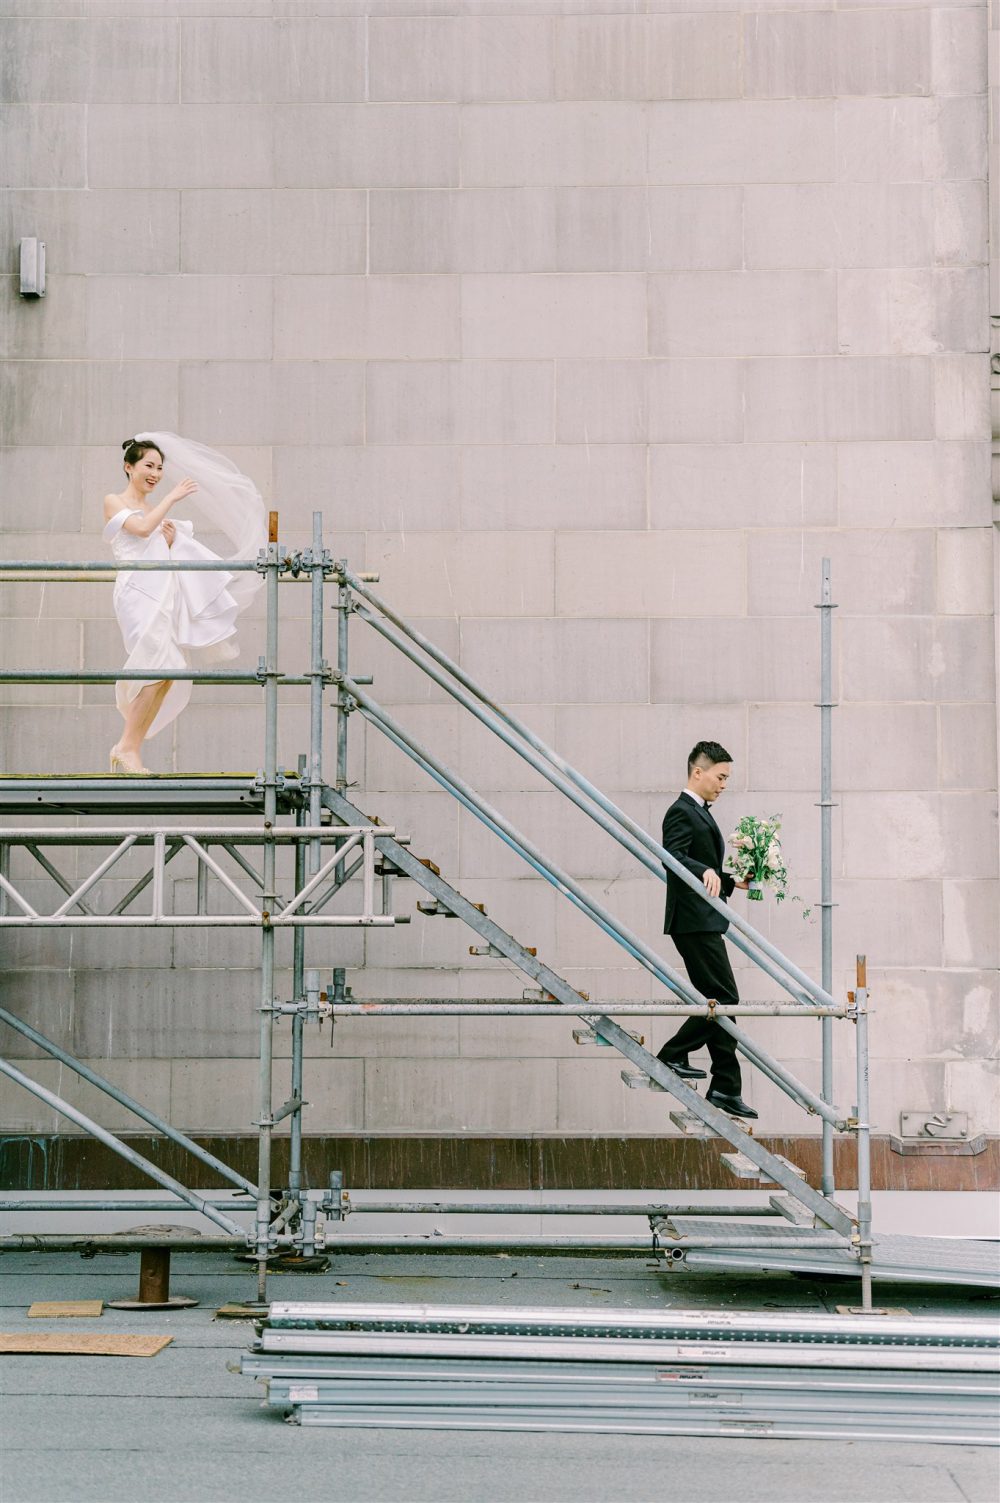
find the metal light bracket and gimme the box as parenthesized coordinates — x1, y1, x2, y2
(19, 237, 45, 297)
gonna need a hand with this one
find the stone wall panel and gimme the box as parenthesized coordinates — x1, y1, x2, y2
(462, 103, 646, 188)
(88, 105, 272, 189)
(367, 360, 554, 445)
(648, 100, 834, 184)
(370, 188, 557, 274)
(552, 13, 741, 102)
(462, 273, 647, 359)
(276, 275, 460, 361)
(745, 184, 934, 270)
(181, 189, 366, 275)
(180, 17, 365, 104)
(0, 18, 179, 104)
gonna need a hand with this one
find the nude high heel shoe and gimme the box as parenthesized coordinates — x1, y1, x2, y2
(110, 745, 151, 777)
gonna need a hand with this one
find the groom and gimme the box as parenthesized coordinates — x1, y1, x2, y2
(656, 740, 756, 1119)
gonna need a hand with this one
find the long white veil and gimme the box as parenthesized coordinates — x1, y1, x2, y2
(136, 432, 267, 608)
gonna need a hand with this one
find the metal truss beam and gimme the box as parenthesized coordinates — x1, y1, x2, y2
(0, 825, 395, 928)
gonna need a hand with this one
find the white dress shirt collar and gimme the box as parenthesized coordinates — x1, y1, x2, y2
(682, 788, 707, 808)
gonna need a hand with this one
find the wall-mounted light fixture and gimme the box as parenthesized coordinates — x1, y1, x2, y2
(19, 238, 45, 298)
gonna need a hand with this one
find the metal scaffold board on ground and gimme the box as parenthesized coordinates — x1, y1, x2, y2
(291, 1406, 997, 1443)
(243, 1355, 1000, 1392)
(671, 1231, 1000, 1288)
(262, 1300, 998, 1351)
(244, 1302, 1000, 1443)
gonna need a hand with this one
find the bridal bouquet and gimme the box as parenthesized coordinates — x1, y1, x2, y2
(726, 814, 790, 903)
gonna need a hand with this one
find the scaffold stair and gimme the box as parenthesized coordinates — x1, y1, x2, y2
(321, 786, 855, 1243)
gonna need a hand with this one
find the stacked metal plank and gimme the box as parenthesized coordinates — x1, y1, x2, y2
(243, 1302, 1000, 1443)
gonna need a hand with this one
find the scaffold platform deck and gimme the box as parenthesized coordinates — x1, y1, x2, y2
(0, 772, 307, 816)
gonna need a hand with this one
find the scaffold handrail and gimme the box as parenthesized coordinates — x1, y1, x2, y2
(0, 557, 263, 571)
(326, 679, 848, 1132)
(0, 669, 312, 684)
(343, 567, 833, 1011)
(0, 556, 379, 578)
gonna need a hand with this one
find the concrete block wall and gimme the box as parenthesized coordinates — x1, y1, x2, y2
(1, 1, 997, 1155)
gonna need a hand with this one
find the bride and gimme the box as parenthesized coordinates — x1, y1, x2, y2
(102, 434, 266, 775)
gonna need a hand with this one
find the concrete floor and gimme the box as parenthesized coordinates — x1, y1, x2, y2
(1, 1247, 997, 1503)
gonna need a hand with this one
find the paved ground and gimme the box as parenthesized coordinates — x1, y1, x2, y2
(1, 1247, 997, 1503)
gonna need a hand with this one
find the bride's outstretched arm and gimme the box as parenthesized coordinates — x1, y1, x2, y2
(105, 478, 198, 538)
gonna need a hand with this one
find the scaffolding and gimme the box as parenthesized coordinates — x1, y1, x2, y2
(0, 517, 970, 1311)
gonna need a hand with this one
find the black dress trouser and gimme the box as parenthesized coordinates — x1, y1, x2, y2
(656, 930, 742, 1096)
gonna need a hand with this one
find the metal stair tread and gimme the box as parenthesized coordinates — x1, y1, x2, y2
(669, 1110, 717, 1139)
(720, 1151, 806, 1183)
(620, 1069, 666, 1092)
(770, 1193, 816, 1227)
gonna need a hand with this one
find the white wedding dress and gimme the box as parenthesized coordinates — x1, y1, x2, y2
(103, 512, 242, 739)
(104, 432, 267, 740)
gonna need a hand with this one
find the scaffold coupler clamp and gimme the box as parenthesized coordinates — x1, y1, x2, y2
(320, 1170, 351, 1223)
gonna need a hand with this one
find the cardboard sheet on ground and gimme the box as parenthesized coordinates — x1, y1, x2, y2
(0, 1333, 172, 1357)
(28, 1300, 105, 1319)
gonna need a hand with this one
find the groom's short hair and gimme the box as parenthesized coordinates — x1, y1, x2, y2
(688, 740, 732, 774)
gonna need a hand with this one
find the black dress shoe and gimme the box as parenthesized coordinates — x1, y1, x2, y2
(659, 1059, 707, 1080)
(706, 1089, 758, 1119)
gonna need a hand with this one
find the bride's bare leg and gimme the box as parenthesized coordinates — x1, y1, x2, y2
(114, 680, 171, 760)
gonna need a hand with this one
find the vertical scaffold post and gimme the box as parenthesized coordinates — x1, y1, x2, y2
(285, 513, 328, 1221)
(309, 512, 325, 851)
(817, 558, 837, 1197)
(256, 510, 280, 1302)
(288, 795, 306, 1200)
(335, 558, 350, 792)
(854, 953, 874, 1312)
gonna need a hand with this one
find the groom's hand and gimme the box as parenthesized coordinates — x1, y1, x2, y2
(702, 869, 722, 899)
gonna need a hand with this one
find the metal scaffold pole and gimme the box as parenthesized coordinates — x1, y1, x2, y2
(853, 955, 874, 1313)
(256, 512, 281, 1302)
(288, 799, 307, 1201)
(818, 558, 838, 1198)
(285, 512, 331, 1241)
(335, 555, 350, 793)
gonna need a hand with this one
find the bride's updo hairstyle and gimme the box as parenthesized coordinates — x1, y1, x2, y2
(122, 437, 165, 471)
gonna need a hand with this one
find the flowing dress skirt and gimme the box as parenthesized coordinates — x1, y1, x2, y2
(107, 516, 242, 739)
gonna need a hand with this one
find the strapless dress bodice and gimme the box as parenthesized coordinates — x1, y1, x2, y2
(108, 516, 153, 562)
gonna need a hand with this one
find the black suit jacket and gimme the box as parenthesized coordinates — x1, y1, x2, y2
(662, 793, 735, 936)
